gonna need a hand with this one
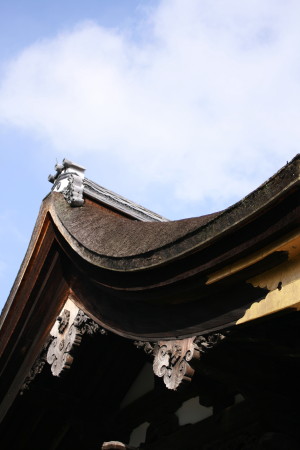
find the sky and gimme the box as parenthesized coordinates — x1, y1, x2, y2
(0, 0, 300, 310)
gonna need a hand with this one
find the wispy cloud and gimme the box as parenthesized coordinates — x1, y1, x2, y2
(0, 0, 299, 209)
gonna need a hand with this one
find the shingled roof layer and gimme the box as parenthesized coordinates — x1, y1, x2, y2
(49, 154, 300, 270)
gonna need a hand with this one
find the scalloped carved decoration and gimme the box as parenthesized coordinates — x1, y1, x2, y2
(46, 298, 106, 377)
(153, 337, 198, 390)
(46, 314, 82, 376)
(135, 333, 226, 390)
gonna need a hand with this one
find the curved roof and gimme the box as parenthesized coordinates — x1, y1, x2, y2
(1, 154, 299, 341)
(0, 155, 299, 433)
(52, 193, 221, 263)
(47, 154, 300, 271)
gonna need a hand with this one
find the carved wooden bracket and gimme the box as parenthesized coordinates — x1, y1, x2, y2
(135, 333, 226, 390)
(152, 337, 198, 390)
(46, 303, 106, 377)
(20, 304, 107, 393)
(20, 336, 54, 394)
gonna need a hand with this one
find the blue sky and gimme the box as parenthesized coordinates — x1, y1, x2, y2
(0, 0, 299, 310)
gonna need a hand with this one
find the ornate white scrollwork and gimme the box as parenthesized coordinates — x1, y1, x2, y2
(48, 158, 85, 206)
(62, 173, 84, 207)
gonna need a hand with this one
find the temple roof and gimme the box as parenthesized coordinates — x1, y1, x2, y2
(1, 154, 299, 329)
(0, 154, 299, 430)
(44, 154, 299, 271)
(0, 153, 296, 337)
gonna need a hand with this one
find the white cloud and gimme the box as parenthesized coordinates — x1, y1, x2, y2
(0, 0, 300, 210)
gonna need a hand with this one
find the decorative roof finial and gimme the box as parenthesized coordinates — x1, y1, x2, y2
(48, 158, 86, 207)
